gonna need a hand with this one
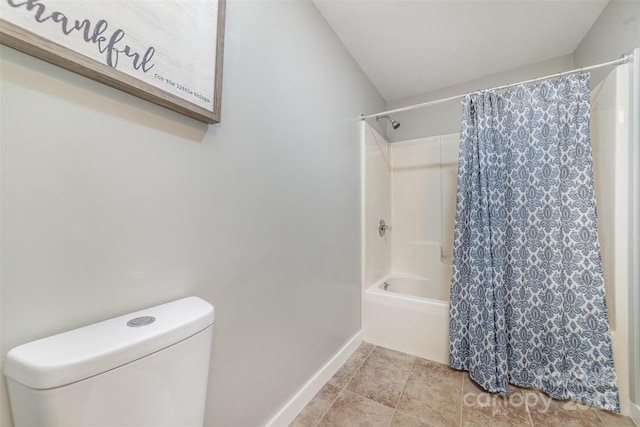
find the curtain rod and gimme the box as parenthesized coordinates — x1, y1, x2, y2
(361, 53, 632, 120)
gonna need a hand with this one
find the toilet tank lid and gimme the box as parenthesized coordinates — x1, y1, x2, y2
(4, 297, 214, 390)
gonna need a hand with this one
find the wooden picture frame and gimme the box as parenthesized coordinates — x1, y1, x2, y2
(1, 0, 225, 124)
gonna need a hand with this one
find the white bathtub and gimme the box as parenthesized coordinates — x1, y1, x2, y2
(363, 275, 450, 364)
(377, 276, 449, 301)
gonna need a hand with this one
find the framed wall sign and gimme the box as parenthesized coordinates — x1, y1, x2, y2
(1, 0, 225, 124)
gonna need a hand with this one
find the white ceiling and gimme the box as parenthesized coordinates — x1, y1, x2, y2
(312, 0, 609, 101)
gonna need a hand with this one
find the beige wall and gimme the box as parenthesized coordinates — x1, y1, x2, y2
(382, 55, 574, 141)
(574, 0, 640, 86)
(382, 0, 639, 143)
(0, 1, 385, 426)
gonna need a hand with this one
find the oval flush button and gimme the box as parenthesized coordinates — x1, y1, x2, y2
(127, 316, 156, 327)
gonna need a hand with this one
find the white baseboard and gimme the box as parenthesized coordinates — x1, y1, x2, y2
(630, 401, 640, 426)
(264, 330, 363, 427)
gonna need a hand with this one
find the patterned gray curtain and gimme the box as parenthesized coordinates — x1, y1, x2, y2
(448, 73, 620, 412)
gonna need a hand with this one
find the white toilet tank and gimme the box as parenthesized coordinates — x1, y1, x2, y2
(4, 297, 214, 427)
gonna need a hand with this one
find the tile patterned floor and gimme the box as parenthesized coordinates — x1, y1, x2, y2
(290, 342, 636, 427)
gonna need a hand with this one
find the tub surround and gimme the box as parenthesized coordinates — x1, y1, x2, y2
(361, 67, 636, 414)
(361, 126, 456, 363)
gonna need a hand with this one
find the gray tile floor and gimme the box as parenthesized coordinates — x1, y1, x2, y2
(290, 342, 636, 427)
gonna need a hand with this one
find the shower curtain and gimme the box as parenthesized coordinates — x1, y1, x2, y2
(448, 73, 620, 412)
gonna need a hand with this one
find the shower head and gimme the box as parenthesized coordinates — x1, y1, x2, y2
(376, 115, 400, 130)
